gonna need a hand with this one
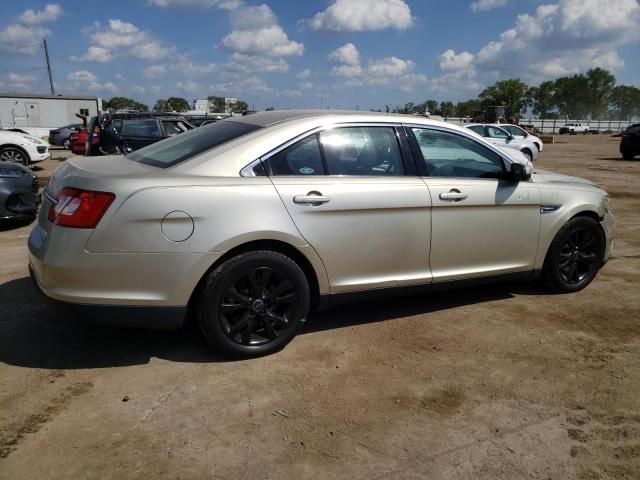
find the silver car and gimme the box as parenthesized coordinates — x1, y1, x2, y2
(29, 111, 614, 357)
(465, 123, 540, 162)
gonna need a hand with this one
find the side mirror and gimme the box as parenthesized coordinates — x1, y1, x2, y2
(509, 163, 530, 182)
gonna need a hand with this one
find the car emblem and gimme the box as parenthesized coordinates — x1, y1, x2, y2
(299, 167, 314, 175)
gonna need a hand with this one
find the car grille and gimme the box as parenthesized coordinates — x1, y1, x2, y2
(32, 176, 39, 193)
(37, 146, 47, 153)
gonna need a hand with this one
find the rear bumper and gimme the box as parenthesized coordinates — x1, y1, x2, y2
(29, 263, 187, 329)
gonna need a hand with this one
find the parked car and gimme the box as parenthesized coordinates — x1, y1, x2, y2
(68, 114, 89, 155)
(29, 111, 614, 358)
(0, 161, 39, 220)
(493, 123, 544, 152)
(49, 124, 84, 149)
(186, 117, 218, 127)
(0, 130, 50, 166)
(86, 113, 194, 156)
(620, 123, 640, 160)
(559, 123, 589, 135)
(464, 124, 539, 162)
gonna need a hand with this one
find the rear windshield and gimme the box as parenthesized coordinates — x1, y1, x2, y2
(127, 121, 262, 168)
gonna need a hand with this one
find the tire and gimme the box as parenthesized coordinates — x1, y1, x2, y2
(196, 250, 310, 358)
(543, 216, 605, 293)
(622, 151, 635, 160)
(520, 148, 533, 162)
(534, 142, 541, 152)
(0, 147, 29, 166)
(62, 137, 71, 150)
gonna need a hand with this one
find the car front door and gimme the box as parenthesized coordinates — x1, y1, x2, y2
(407, 125, 541, 282)
(265, 125, 432, 293)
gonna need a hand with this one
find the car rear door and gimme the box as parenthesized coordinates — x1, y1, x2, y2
(265, 125, 432, 294)
(406, 125, 541, 282)
(121, 120, 163, 151)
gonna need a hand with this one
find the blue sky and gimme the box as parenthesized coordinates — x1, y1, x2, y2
(1, 0, 639, 110)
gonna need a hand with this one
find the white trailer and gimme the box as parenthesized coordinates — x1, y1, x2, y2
(0, 93, 102, 138)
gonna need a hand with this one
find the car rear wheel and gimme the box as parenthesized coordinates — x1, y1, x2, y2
(520, 148, 533, 162)
(622, 150, 635, 160)
(0, 147, 29, 166)
(63, 137, 71, 149)
(543, 216, 605, 293)
(196, 250, 310, 358)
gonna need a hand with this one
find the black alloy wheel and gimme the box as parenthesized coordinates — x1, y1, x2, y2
(544, 216, 605, 293)
(197, 251, 310, 358)
(220, 266, 298, 346)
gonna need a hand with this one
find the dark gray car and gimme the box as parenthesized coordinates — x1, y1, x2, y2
(0, 161, 39, 220)
(49, 124, 83, 149)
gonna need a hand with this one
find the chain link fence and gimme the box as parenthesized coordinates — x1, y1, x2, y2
(444, 118, 635, 134)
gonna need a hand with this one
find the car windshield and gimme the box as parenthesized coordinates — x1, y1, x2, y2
(127, 121, 262, 168)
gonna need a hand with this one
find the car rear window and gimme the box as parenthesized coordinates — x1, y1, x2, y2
(126, 120, 262, 168)
(122, 120, 161, 137)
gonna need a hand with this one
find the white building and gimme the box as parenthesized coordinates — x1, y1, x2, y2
(0, 93, 102, 137)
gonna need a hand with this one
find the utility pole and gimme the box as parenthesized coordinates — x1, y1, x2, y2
(43, 38, 55, 95)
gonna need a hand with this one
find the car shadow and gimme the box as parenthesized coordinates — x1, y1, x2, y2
(0, 217, 36, 232)
(0, 275, 541, 370)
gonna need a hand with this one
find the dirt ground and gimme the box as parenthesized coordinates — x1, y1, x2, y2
(1, 136, 639, 480)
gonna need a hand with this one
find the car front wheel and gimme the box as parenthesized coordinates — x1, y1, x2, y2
(521, 148, 533, 162)
(63, 137, 71, 149)
(0, 147, 29, 166)
(196, 250, 310, 358)
(543, 216, 605, 293)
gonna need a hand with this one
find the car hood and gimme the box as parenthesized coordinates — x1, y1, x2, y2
(531, 169, 597, 187)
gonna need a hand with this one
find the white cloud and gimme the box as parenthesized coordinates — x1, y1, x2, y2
(327, 42, 426, 91)
(67, 70, 97, 82)
(296, 69, 312, 80)
(18, 4, 63, 25)
(221, 25, 303, 57)
(328, 43, 360, 66)
(146, 0, 242, 9)
(133, 86, 146, 93)
(176, 80, 203, 94)
(0, 4, 63, 55)
(174, 60, 217, 76)
(470, 0, 509, 12)
(210, 75, 273, 95)
(471, 0, 640, 82)
(229, 4, 278, 29)
(144, 64, 167, 78)
(307, 0, 413, 32)
(72, 19, 175, 63)
(226, 53, 288, 72)
(439, 49, 475, 72)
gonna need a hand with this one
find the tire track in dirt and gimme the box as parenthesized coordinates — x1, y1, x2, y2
(0, 380, 93, 459)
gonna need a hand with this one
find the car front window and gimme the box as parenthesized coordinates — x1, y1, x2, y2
(412, 128, 505, 179)
(127, 120, 261, 168)
(486, 126, 510, 139)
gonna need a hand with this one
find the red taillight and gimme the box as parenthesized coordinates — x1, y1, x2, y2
(48, 187, 115, 228)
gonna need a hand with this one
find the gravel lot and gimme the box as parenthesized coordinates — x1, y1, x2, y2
(1, 136, 639, 479)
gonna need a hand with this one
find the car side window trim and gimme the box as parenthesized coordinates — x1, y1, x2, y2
(251, 122, 417, 178)
(403, 124, 509, 181)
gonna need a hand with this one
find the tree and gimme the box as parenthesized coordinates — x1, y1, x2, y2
(528, 81, 557, 118)
(479, 79, 530, 120)
(610, 85, 640, 120)
(166, 97, 190, 112)
(438, 101, 456, 117)
(585, 67, 616, 119)
(424, 99, 439, 114)
(231, 100, 249, 113)
(208, 96, 226, 113)
(153, 99, 169, 112)
(455, 99, 482, 118)
(553, 74, 590, 119)
(103, 96, 148, 112)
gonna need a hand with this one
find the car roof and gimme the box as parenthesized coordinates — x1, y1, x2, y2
(222, 109, 401, 128)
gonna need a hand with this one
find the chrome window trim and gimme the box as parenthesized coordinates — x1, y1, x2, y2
(239, 122, 405, 177)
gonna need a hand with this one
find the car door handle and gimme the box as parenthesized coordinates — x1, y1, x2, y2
(439, 190, 468, 202)
(293, 192, 330, 205)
